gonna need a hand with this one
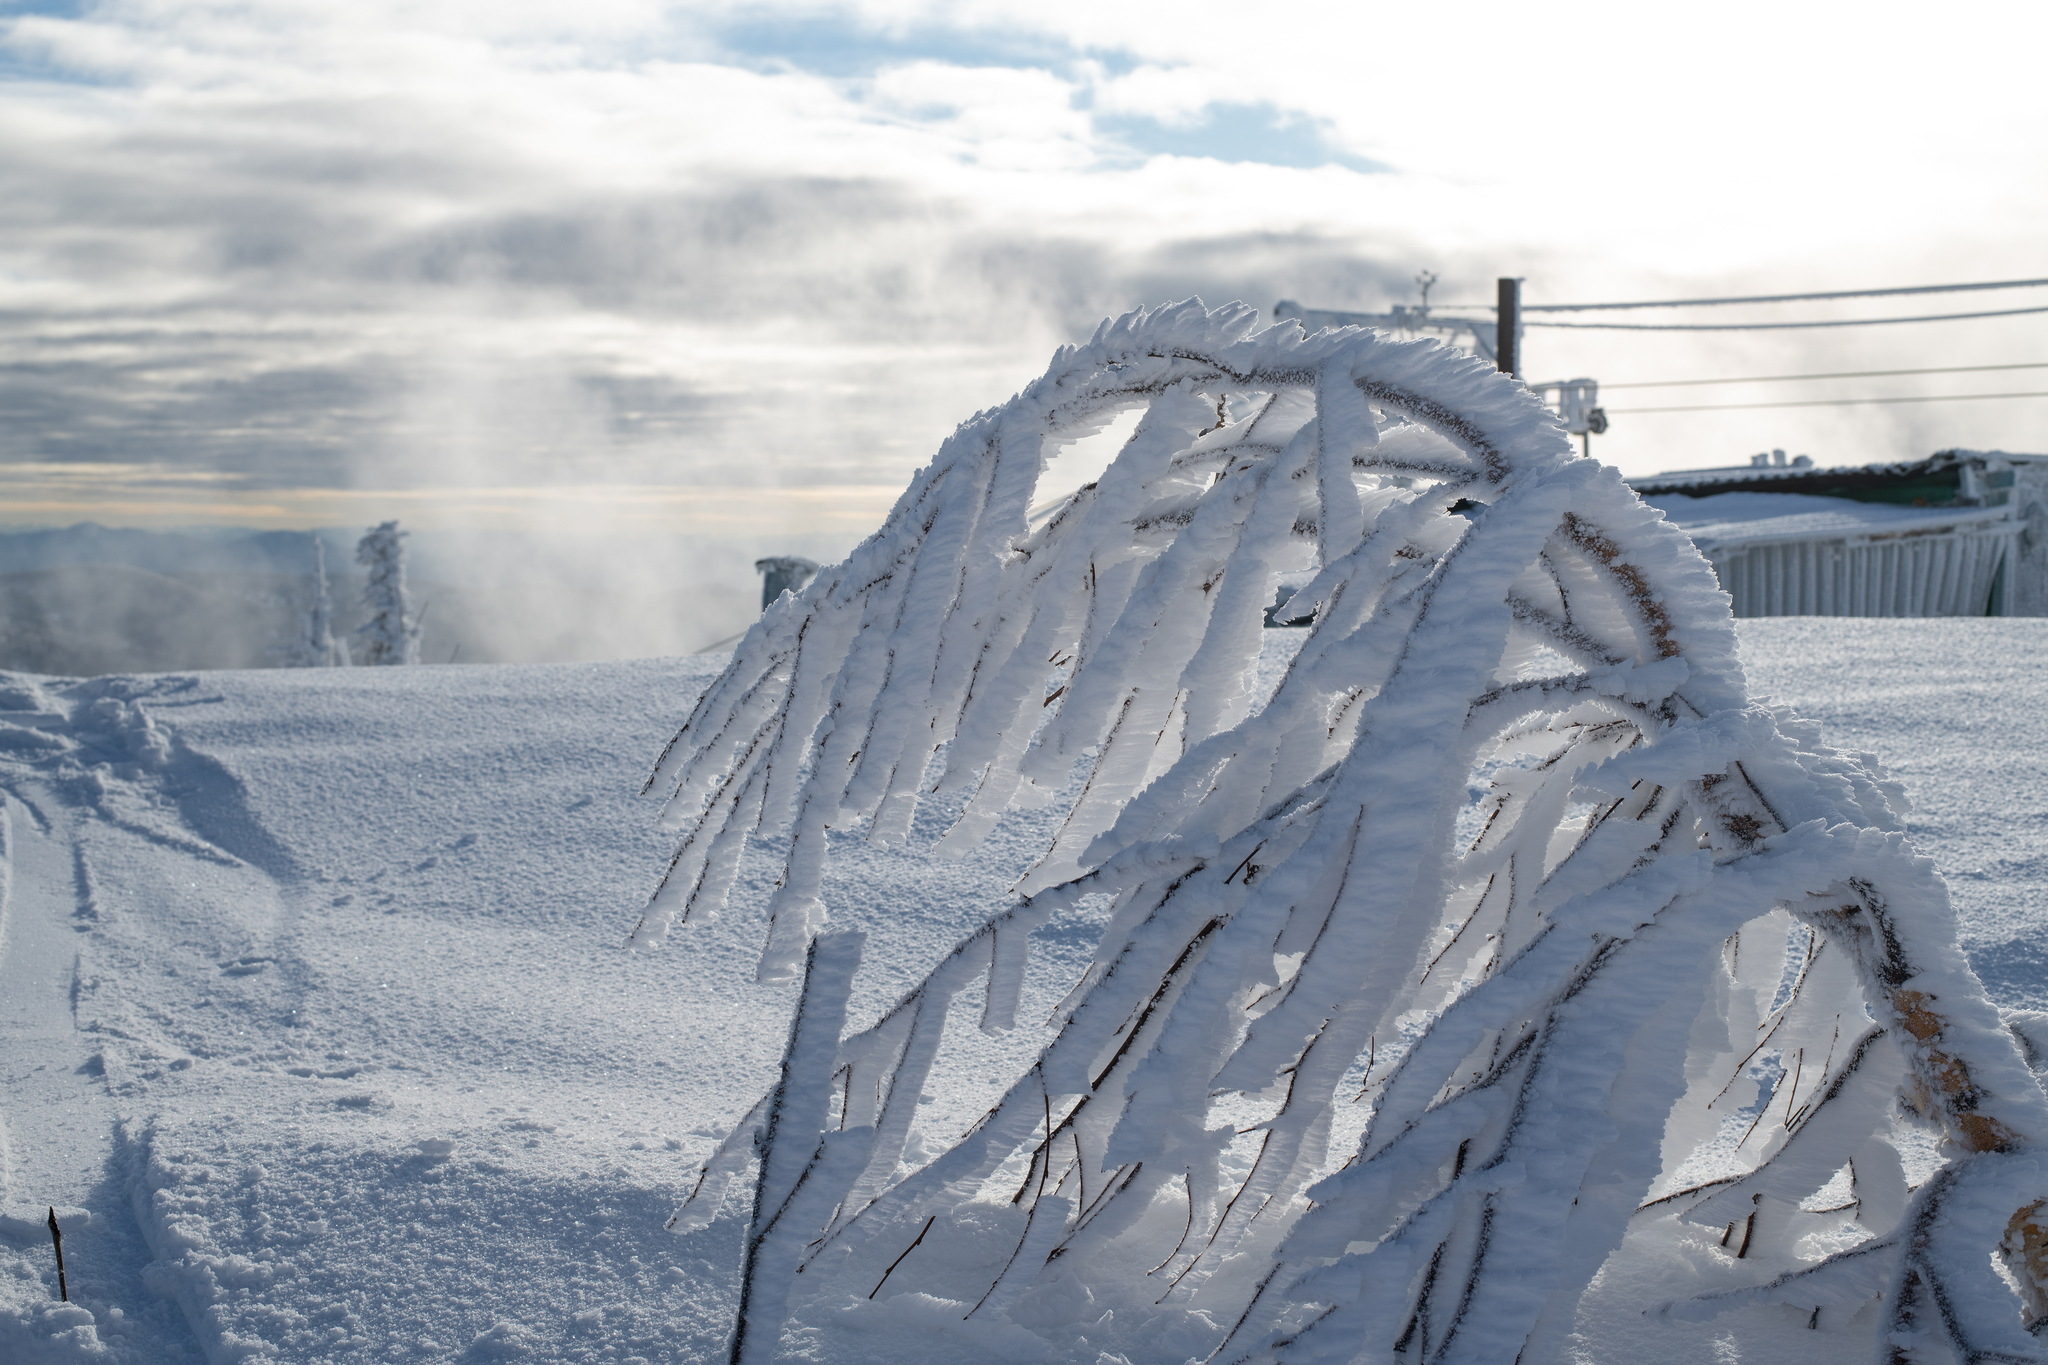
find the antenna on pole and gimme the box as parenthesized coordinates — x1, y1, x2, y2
(1527, 378, 1607, 456)
(1272, 287, 1500, 368)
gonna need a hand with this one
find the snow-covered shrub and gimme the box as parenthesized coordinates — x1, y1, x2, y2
(642, 301, 2048, 1363)
(355, 520, 418, 666)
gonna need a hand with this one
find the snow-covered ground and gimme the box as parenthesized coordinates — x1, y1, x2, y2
(2, 619, 2044, 1363)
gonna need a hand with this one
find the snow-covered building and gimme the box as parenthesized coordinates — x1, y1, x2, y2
(753, 555, 819, 611)
(1631, 449, 2048, 617)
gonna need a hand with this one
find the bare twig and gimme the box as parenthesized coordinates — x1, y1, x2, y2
(47, 1208, 67, 1302)
(868, 1217, 935, 1299)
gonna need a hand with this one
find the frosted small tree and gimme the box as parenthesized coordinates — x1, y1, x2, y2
(640, 302, 2048, 1364)
(288, 536, 348, 666)
(355, 519, 419, 666)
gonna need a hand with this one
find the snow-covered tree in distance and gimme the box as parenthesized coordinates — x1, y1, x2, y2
(355, 520, 419, 666)
(288, 535, 348, 667)
(640, 301, 2048, 1364)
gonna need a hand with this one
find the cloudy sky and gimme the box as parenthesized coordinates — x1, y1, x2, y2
(3, 0, 2045, 552)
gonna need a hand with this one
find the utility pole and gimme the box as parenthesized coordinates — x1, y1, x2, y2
(1496, 277, 1521, 377)
(1274, 273, 1524, 380)
(1281, 277, 1603, 455)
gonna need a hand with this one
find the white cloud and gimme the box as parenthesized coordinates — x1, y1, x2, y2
(864, 60, 1093, 169)
(0, 0, 2043, 567)
(1088, 63, 1234, 126)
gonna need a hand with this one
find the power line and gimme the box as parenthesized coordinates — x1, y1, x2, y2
(1524, 304, 2048, 332)
(1603, 360, 2048, 390)
(1609, 390, 2048, 415)
(1519, 275, 2048, 313)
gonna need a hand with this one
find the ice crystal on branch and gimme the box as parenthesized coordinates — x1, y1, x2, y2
(642, 301, 2048, 1364)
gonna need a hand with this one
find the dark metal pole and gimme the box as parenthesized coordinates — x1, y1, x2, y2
(47, 1208, 68, 1302)
(1496, 278, 1520, 377)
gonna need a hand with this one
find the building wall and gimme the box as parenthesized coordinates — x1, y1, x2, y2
(2008, 459, 2048, 617)
(1712, 528, 2015, 619)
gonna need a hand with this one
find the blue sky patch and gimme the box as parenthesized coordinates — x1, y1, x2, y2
(709, 14, 1379, 175)
(0, 1, 91, 16)
(712, 13, 1132, 79)
(1, 0, 115, 86)
(1097, 102, 1386, 173)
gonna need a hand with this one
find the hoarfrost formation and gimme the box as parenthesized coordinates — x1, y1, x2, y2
(354, 520, 419, 667)
(643, 302, 2048, 1364)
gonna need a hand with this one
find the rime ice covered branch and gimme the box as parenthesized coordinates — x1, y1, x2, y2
(642, 301, 2048, 1364)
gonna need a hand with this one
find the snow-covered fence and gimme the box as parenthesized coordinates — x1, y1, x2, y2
(1699, 506, 2019, 618)
(1635, 449, 2048, 619)
(642, 301, 2048, 1363)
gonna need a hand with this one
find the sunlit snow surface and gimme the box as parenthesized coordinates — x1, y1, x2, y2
(1, 620, 2044, 1362)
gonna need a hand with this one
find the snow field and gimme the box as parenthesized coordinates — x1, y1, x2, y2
(1739, 616, 2048, 1011)
(0, 619, 2042, 1361)
(0, 649, 1141, 1363)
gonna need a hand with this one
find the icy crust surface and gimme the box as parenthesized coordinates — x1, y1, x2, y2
(1739, 617, 2048, 1012)
(0, 624, 2042, 1361)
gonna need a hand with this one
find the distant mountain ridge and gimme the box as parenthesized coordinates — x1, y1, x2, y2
(0, 522, 336, 577)
(0, 522, 776, 674)
(0, 563, 347, 675)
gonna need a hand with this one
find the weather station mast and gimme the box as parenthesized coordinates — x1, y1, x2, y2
(1273, 274, 1607, 455)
